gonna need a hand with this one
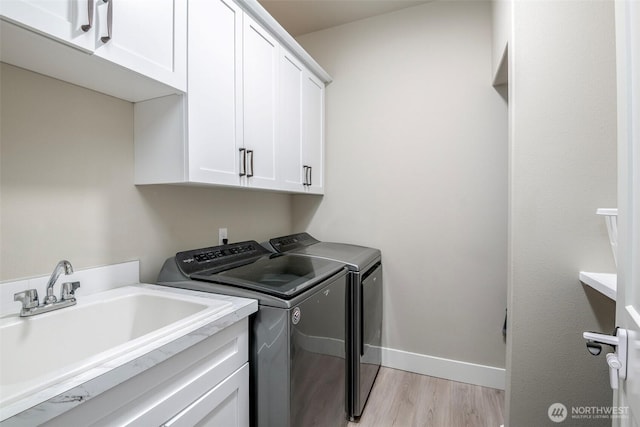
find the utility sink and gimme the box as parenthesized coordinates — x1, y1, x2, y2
(0, 285, 233, 420)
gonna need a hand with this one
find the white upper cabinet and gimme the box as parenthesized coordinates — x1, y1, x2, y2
(0, 0, 186, 100)
(1, 0, 328, 194)
(187, 0, 243, 186)
(92, 0, 186, 91)
(301, 73, 325, 194)
(0, 0, 95, 51)
(278, 49, 325, 193)
(133, 0, 328, 194)
(278, 51, 305, 191)
(242, 14, 278, 190)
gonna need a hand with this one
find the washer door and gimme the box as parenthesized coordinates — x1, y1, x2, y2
(194, 254, 344, 299)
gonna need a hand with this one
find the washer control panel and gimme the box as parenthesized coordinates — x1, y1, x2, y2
(176, 240, 271, 276)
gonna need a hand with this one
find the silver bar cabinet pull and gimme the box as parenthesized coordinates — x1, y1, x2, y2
(302, 165, 310, 186)
(239, 148, 246, 176)
(101, 0, 113, 43)
(81, 0, 94, 32)
(247, 150, 254, 177)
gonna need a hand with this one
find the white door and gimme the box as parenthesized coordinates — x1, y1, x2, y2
(92, 0, 186, 91)
(614, 1, 640, 425)
(302, 72, 325, 194)
(242, 13, 278, 189)
(187, 0, 243, 186)
(0, 0, 94, 51)
(164, 364, 249, 427)
(278, 50, 304, 191)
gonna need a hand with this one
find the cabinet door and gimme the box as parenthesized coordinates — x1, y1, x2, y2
(164, 363, 249, 427)
(302, 72, 325, 194)
(0, 0, 94, 51)
(42, 319, 249, 427)
(242, 13, 278, 189)
(187, 0, 243, 186)
(278, 50, 304, 191)
(92, 0, 186, 91)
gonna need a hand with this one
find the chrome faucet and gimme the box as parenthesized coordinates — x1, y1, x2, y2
(44, 260, 73, 304)
(14, 260, 81, 317)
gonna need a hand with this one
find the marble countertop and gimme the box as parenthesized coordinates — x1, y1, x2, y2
(1, 284, 257, 427)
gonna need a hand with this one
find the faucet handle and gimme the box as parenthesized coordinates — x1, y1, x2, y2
(61, 282, 80, 301)
(14, 289, 39, 309)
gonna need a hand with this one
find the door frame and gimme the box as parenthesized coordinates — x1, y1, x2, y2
(614, 0, 640, 425)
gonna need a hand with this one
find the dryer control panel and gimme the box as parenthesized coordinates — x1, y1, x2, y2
(270, 233, 320, 252)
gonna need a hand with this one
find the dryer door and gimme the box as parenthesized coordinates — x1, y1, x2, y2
(357, 263, 382, 417)
(290, 273, 347, 426)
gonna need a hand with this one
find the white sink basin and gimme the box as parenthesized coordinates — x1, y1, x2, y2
(0, 285, 233, 420)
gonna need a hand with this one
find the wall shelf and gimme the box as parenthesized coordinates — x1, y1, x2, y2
(579, 271, 617, 301)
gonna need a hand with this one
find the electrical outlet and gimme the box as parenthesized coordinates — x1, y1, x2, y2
(218, 228, 228, 245)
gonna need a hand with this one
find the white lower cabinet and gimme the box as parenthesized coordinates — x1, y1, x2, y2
(164, 364, 249, 427)
(44, 319, 249, 427)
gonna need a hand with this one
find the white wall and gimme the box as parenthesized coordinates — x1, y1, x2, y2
(491, 0, 511, 83)
(294, 0, 508, 375)
(506, 1, 617, 424)
(0, 64, 292, 283)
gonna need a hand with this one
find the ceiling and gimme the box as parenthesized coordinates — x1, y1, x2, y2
(257, 0, 432, 37)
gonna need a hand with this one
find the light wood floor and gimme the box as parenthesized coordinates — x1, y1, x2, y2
(349, 367, 505, 427)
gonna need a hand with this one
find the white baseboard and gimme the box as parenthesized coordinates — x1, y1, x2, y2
(381, 347, 506, 390)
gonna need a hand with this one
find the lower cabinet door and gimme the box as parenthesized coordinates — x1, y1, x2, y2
(164, 363, 249, 427)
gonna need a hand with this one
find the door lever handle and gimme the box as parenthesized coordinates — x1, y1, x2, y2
(584, 330, 621, 347)
(606, 353, 622, 389)
(583, 328, 628, 389)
